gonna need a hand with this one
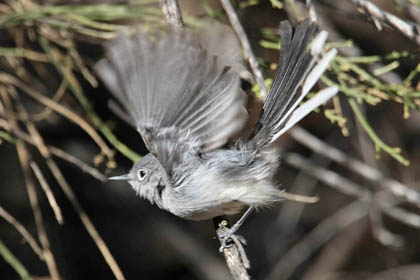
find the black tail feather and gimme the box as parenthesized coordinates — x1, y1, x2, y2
(252, 19, 318, 146)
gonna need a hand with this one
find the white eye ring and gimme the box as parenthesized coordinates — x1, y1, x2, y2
(138, 169, 148, 181)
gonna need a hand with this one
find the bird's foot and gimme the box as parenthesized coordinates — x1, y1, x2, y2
(218, 228, 247, 252)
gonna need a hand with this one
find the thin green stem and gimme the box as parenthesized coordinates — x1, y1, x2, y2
(348, 98, 409, 166)
(38, 36, 141, 162)
(0, 240, 32, 280)
(0, 47, 48, 62)
(0, 130, 17, 143)
(0, 3, 161, 28)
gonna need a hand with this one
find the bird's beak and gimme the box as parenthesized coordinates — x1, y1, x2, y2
(108, 174, 131, 181)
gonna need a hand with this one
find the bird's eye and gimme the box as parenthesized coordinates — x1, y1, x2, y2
(138, 169, 148, 181)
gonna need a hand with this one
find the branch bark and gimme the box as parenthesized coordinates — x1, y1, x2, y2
(160, 0, 184, 30)
(214, 217, 250, 280)
(350, 0, 420, 45)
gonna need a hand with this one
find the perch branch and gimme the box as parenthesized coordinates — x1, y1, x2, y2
(214, 217, 251, 280)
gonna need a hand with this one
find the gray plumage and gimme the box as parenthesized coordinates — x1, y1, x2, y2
(96, 20, 337, 221)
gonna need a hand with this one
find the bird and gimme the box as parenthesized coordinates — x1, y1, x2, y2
(95, 19, 338, 249)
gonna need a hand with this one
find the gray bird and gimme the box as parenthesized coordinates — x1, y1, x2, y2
(95, 19, 338, 249)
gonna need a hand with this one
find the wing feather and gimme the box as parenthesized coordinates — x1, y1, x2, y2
(95, 29, 248, 167)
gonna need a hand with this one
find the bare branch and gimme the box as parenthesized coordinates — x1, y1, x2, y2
(17, 143, 62, 280)
(0, 73, 114, 159)
(160, 0, 184, 30)
(220, 0, 268, 99)
(154, 219, 231, 280)
(215, 218, 251, 280)
(266, 198, 370, 280)
(31, 78, 68, 122)
(0, 118, 107, 182)
(284, 152, 369, 198)
(369, 205, 404, 248)
(0, 204, 44, 260)
(11, 92, 125, 280)
(384, 206, 420, 228)
(350, 0, 420, 45)
(1, 86, 61, 280)
(289, 126, 420, 207)
(30, 161, 64, 225)
(276, 153, 330, 239)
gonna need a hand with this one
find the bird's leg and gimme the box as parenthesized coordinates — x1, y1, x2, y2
(219, 206, 255, 252)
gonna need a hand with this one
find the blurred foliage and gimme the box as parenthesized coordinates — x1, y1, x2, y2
(1, 0, 420, 278)
(259, 24, 419, 166)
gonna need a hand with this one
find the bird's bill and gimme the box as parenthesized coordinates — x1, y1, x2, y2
(108, 174, 131, 181)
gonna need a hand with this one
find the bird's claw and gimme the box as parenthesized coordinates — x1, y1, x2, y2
(218, 229, 247, 252)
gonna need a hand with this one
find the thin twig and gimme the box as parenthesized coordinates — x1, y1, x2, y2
(0, 119, 107, 182)
(383, 206, 420, 228)
(285, 150, 420, 243)
(287, 0, 404, 85)
(307, 0, 318, 22)
(0, 46, 49, 62)
(66, 36, 98, 88)
(348, 98, 409, 165)
(154, 219, 231, 280)
(29, 161, 64, 225)
(372, 191, 420, 229)
(289, 126, 420, 207)
(350, 0, 420, 45)
(214, 218, 251, 280)
(1, 86, 61, 280)
(367, 265, 420, 280)
(0, 205, 44, 260)
(284, 152, 369, 198)
(38, 35, 139, 162)
(266, 198, 370, 280)
(369, 202, 404, 247)
(14, 97, 125, 280)
(31, 78, 68, 122)
(160, 0, 184, 30)
(220, 0, 268, 99)
(299, 216, 367, 280)
(276, 153, 330, 238)
(270, 148, 420, 279)
(16, 143, 62, 280)
(0, 73, 114, 160)
(0, 240, 32, 280)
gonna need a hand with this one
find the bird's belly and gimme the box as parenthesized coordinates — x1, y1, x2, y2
(167, 153, 272, 221)
(186, 201, 247, 221)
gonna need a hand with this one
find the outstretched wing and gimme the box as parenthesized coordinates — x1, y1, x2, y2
(95, 29, 248, 170)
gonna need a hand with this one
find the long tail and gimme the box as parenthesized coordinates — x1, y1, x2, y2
(251, 19, 337, 147)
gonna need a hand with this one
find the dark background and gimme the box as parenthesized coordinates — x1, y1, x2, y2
(1, 0, 420, 279)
